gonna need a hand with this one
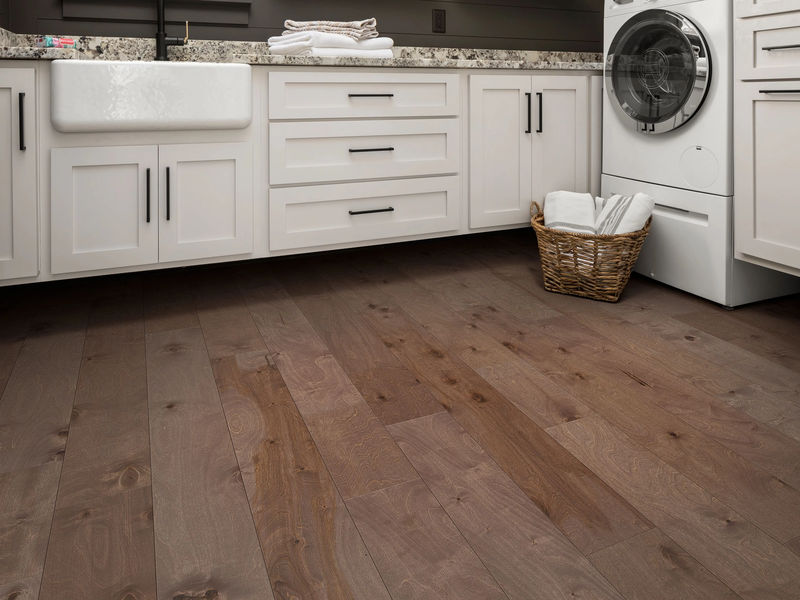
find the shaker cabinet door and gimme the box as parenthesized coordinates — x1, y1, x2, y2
(51, 145, 159, 275)
(734, 83, 800, 274)
(0, 68, 38, 281)
(531, 76, 590, 209)
(158, 142, 254, 263)
(469, 75, 533, 228)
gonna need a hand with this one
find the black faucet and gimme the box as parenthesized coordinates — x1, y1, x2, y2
(155, 0, 187, 61)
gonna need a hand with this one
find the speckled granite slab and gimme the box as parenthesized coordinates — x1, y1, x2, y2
(0, 27, 602, 70)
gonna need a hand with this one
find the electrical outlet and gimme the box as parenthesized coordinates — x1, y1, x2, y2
(432, 9, 446, 34)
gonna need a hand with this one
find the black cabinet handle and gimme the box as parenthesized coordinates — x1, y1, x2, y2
(19, 92, 26, 151)
(762, 44, 800, 51)
(349, 207, 394, 216)
(166, 167, 170, 221)
(348, 93, 394, 97)
(146, 168, 151, 223)
(349, 147, 394, 153)
(536, 92, 543, 133)
(760, 89, 800, 94)
(525, 92, 531, 134)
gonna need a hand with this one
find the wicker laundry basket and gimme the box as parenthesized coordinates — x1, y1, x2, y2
(530, 201, 652, 302)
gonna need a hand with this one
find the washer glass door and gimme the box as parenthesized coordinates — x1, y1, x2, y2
(606, 9, 711, 134)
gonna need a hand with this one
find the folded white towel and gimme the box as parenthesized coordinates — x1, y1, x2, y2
(268, 32, 393, 55)
(595, 193, 654, 235)
(269, 46, 393, 58)
(283, 18, 379, 40)
(543, 191, 597, 235)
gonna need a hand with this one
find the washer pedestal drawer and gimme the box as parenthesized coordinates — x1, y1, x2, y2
(269, 177, 460, 251)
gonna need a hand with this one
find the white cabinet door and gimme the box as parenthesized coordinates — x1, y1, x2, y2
(159, 142, 253, 263)
(0, 68, 37, 280)
(51, 145, 159, 274)
(469, 75, 533, 228)
(734, 83, 800, 273)
(532, 76, 590, 206)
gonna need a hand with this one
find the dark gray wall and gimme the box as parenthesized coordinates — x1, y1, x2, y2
(0, 0, 8, 30)
(8, 0, 603, 52)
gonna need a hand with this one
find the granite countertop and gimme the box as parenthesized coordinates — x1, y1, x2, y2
(0, 28, 602, 70)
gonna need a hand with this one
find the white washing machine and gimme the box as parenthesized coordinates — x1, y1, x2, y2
(601, 0, 800, 306)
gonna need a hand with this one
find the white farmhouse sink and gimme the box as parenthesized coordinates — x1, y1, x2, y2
(50, 60, 252, 133)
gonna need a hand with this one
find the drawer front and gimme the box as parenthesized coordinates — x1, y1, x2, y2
(269, 72, 460, 120)
(736, 0, 800, 18)
(269, 177, 460, 251)
(270, 119, 460, 185)
(737, 11, 800, 79)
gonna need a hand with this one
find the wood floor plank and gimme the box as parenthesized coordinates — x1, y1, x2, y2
(587, 528, 741, 600)
(142, 271, 200, 335)
(0, 463, 61, 586)
(719, 385, 800, 443)
(548, 414, 800, 600)
(145, 327, 273, 600)
(237, 271, 419, 500)
(0, 306, 34, 399)
(274, 262, 444, 426)
(0, 303, 89, 475)
(39, 486, 157, 600)
(788, 537, 800, 559)
(0, 575, 41, 600)
(345, 478, 509, 600)
(388, 412, 624, 600)
(212, 350, 392, 600)
(56, 294, 150, 509)
(317, 259, 653, 555)
(189, 270, 267, 360)
(729, 302, 800, 341)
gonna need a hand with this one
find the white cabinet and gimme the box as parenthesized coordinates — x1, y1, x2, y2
(51, 142, 253, 274)
(0, 67, 38, 281)
(469, 74, 589, 229)
(267, 71, 461, 252)
(733, 84, 800, 273)
(734, 1, 800, 276)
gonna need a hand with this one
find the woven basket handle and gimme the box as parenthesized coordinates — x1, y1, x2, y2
(531, 201, 542, 217)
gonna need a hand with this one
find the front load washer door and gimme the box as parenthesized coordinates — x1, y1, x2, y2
(606, 9, 711, 134)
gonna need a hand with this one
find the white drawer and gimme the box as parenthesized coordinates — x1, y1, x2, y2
(736, 10, 800, 79)
(268, 72, 460, 120)
(269, 176, 460, 251)
(736, 0, 800, 18)
(269, 119, 460, 185)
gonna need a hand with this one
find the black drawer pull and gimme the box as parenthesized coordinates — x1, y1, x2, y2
(19, 92, 26, 151)
(536, 92, 543, 133)
(348, 93, 394, 97)
(146, 168, 151, 223)
(349, 207, 395, 216)
(166, 166, 171, 221)
(759, 89, 800, 94)
(349, 147, 394, 153)
(762, 44, 800, 51)
(525, 92, 531, 134)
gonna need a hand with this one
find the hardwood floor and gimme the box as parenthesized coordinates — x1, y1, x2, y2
(2, 228, 800, 600)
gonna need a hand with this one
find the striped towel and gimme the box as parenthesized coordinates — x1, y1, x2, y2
(283, 18, 379, 40)
(595, 193, 654, 235)
(543, 191, 597, 235)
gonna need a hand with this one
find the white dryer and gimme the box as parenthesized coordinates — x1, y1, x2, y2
(601, 0, 800, 306)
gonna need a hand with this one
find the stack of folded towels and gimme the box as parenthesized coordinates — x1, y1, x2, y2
(268, 18, 394, 58)
(543, 190, 654, 236)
